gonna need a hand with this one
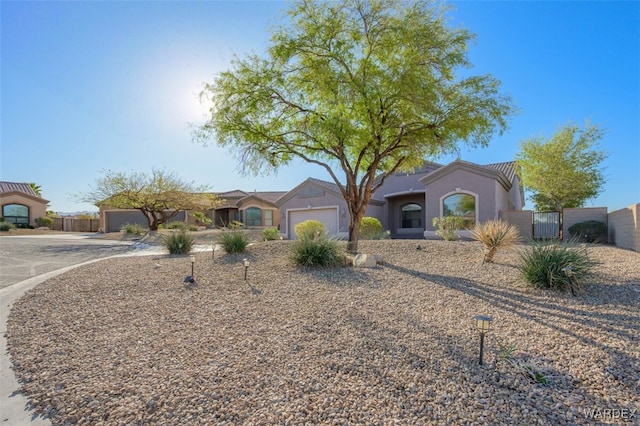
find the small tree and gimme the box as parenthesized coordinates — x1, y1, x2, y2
(516, 122, 608, 211)
(79, 169, 220, 231)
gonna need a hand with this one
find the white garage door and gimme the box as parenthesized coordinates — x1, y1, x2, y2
(288, 208, 339, 239)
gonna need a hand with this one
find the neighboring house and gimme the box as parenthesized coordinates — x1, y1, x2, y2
(97, 159, 524, 238)
(0, 181, 50, 228)
(211, 190, 287, 229)
(99, 190, 287, 233)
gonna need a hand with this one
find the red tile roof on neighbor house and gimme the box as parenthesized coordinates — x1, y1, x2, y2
(0, 181, 38, 197)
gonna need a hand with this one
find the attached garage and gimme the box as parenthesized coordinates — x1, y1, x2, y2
(287, 207, 339, 239)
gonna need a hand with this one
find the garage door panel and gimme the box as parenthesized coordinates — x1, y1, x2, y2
(288, 208, 338, 239)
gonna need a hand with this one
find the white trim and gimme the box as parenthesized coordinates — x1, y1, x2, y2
(384, 189, 426, 199)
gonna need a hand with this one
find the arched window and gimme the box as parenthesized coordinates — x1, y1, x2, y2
(245, 207, 262, 226)
(442, 193, 476, 228)
(2, 203, 30, 226)
(401, 203, 422, 228)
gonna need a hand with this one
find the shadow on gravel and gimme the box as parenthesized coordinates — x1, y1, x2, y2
(384, 261, 640, 394)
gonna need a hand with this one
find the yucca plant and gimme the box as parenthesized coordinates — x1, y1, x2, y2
(517, 241, 593, 295)
(163, 228, 195, 255)
(291, 233, 340, 267)
(471, 220, 521, 263)
(218, 230, 249, 254)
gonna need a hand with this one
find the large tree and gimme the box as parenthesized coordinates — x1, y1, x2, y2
(516, 122, 608, 211)
(195, 0, 514, 252)
(80, 169, 219, 231)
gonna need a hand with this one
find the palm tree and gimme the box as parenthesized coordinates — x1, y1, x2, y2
(27, 182, 42, 197)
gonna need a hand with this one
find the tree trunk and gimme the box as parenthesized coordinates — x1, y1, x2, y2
(347, 220, 361, 254)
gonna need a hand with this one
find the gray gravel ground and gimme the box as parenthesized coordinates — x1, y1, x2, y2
(6, 240, 640, 425)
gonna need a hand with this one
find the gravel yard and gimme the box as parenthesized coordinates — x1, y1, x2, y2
(6, 239, 640, 425)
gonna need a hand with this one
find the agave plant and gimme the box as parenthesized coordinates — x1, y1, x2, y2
(471, 220, 521, 263)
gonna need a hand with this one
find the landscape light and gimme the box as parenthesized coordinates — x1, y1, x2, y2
(243, 258, 250, 281)
(474, 315, 492, 365)
(184, 255, 196, 284)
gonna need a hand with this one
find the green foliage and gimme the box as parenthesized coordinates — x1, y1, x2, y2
(568, 220, 607, 243)
(121, 223, 145, 235)
(75, 213, 99, 219)
(165, 221, 186, 230)
(78, 168, 219, 230)
(37, 216, 53, 229)
(432, 216, 466, 241)
(27, 182, 43, 197)
(192, 211, 212, 226)
(262, 227, 281, 241)
(195, 0, 514, 253)
(187, 224, 198, 231)
(517, 242, 594, 293)
(163, 229, 195, 255)
(229, 220, 244, 230)
(0, 221, 14, 232)
(516, 122, 608, 211)
(470, 220, 521, 262)
(360, 217, 383, 240)
(218, 231, 249, 254)
(294, 220, 325, 240)
(291, 234, 341, 268)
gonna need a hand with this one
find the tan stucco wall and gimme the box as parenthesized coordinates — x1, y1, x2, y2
(608, 204, 640, 252)
(0, 193, 48, 226)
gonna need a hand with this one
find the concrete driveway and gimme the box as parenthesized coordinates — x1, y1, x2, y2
(0, 233, 142, 289)
(0, 233, 164, 425)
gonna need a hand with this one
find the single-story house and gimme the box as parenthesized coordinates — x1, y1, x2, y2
(98, 159, 524, 238)
(276, 160, 523, 239)
(0, 181, 50, 228)
(99, 190, 288, 233)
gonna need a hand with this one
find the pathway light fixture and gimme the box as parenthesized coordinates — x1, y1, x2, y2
(243, 258, 250, 281)
(474, 315, 492, 365)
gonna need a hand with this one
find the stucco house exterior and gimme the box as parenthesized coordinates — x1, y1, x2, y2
(98, 159, 523, 238)
(277, 160, 523, 239)
(0, 181, 49, 227)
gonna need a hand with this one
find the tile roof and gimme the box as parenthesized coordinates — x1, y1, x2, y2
(306, 177, 343, 193)
(484, 161, 518, 182)
(0, 181, 38, 196)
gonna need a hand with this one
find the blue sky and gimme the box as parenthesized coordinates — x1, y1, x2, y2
(1, 1, 638, 213)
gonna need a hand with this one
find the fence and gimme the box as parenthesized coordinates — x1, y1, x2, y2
(608, 204, 640, 252)
(52, 218, 100, 232)
(500, 204, 639, 252)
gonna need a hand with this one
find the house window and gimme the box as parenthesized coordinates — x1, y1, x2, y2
(443, 193, 476, 228)
(264, 210, 273, 226)
(401, 203, 422, 228)
(245, 207, 262, 226)
(2, 203, 30, 225)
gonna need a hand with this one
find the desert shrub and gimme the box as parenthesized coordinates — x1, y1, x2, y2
(165, 221, 186, 230)
(121, 223, 145, 235)
(291, 234, 340, 267)
(518, 241, 593, 294)
(360, 217, 383, 240)
(229, 220, 244, 230)
(187, 224, 198, 231)
(262, 227, 281, 241)
(38, 216, 54, 229)
(0, 221, 14, 231)
(163, 229, 195, 255)
(294, 219, 325, 239)
(471, 220, 521, 263)
(192, 211, 212, 227)
(568, 220, 607, 243)
(219, 230, 249, 254)
(432, 216, 466, 241)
